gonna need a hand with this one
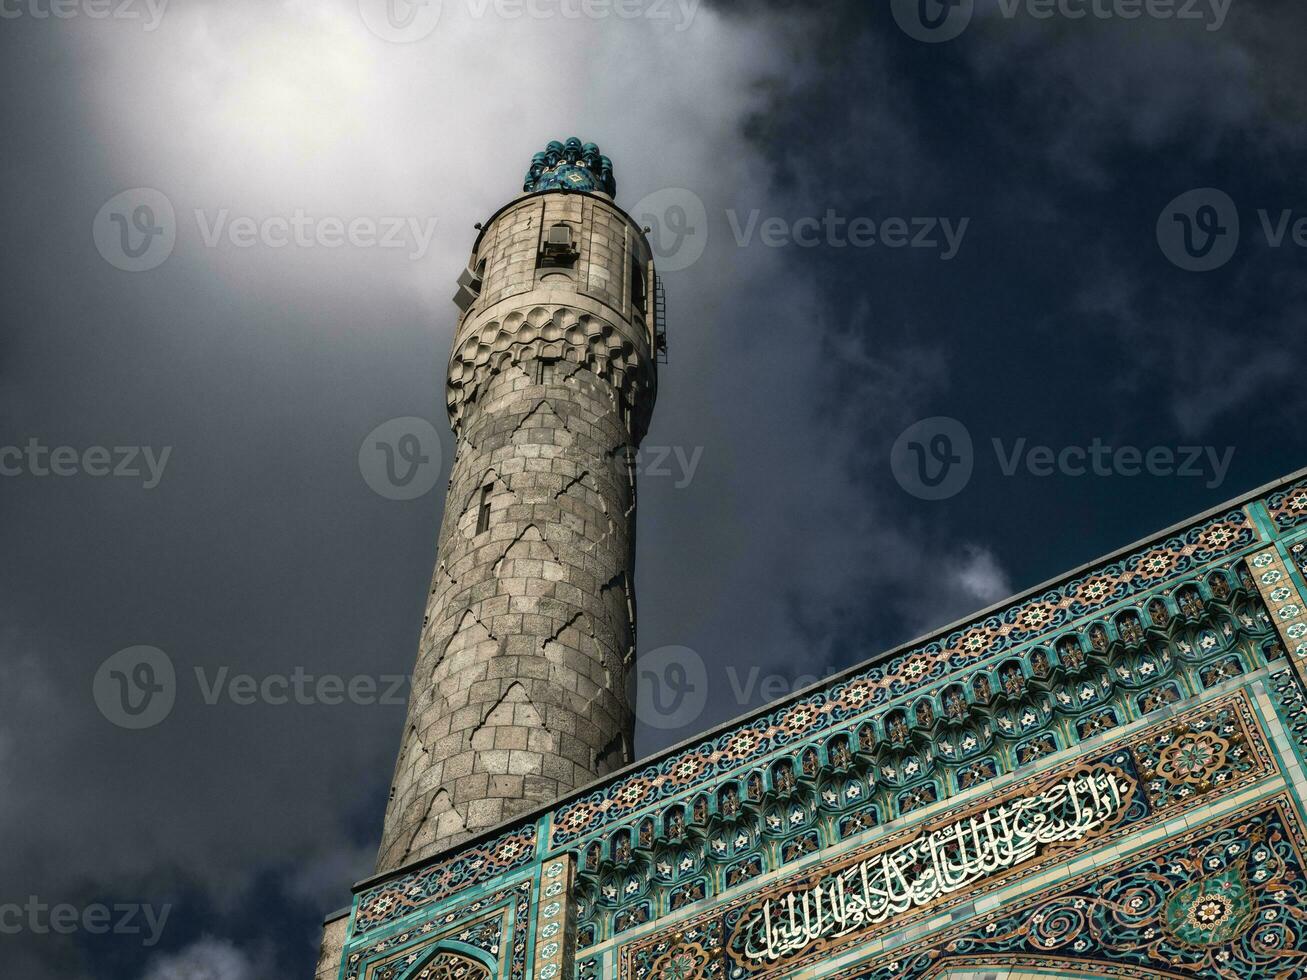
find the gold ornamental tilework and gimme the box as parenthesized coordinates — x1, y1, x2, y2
(1247, 546, 1307, 662)
(532, 855, 574, 980)
(617, 691, 1277, 980)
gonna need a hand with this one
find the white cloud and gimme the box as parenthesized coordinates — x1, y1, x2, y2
(139, 938, 263, 980)
(947, 545, 1013, 608)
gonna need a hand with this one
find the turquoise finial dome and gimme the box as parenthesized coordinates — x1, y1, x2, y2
(523, 137, 616, 197)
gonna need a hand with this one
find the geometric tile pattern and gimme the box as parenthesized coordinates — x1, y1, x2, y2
(616, 692, 1276, 979)
(1247, 544, 1307, 662)
(552, 510, 1256, 848)
(343, 879, 531, 980)
(569, 573, 1281, 950)
(331, 468, 1307, 980)
(836, 797, 1307, 980)
(530, 856, 574, 980)
(354, 825, 536, 935)
(1265, 477, 1307, 531)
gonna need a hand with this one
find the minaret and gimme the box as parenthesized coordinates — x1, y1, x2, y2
(375, 139, 662, 872)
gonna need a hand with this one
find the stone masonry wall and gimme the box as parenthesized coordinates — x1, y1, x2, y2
(375, 191, 656, 873)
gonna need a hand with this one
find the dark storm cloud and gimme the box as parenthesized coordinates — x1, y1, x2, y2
(648, 0, 1307, 780)
(705, 0, 1307, 436)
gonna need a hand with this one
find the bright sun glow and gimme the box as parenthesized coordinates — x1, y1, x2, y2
(208, 22, 374, 162)
(185, 5, 378, 184)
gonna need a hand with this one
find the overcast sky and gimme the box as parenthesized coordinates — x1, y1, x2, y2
(2, 0, 1306, 976)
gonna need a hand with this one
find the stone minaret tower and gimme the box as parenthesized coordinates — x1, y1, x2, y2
(375, 139, 661, 873)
